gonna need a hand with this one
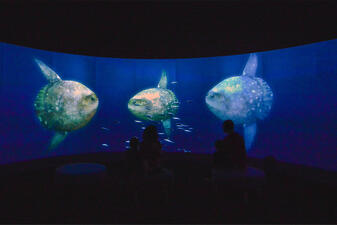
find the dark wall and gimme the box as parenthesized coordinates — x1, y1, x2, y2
(0, 0, 337, 58)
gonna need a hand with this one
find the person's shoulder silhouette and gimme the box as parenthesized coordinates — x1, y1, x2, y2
(213, 120, 247, 170)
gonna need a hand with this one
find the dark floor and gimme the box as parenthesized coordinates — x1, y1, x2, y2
(0, 158, 336, 224)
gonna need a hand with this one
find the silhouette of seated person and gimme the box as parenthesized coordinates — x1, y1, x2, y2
(137, 125, 173, 205)
(125, 136, 142, 177)
(139, 125, 163, 175)
(213, 120, 247, 171)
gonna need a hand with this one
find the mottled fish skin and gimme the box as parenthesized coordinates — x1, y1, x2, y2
(128, 88, 179, 122)
(35, 80, 98, 132)
(205, 75, 273, 125)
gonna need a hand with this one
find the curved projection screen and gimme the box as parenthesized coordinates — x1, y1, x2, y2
(0, 40, 336, 171)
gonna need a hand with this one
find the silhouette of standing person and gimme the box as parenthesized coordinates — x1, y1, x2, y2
(213, 120, 247, 170)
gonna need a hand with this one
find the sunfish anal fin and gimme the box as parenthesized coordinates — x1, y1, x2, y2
(34, 58, 62, 83)
(242, 53, 258, 77)
(162, 119, 171, 138)
(243, 123, 257, 150)
(49, 131, 68, 151)
(157, 70, 168, 89)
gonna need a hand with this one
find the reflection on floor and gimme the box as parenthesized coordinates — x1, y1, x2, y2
(0, 157, 336, 223)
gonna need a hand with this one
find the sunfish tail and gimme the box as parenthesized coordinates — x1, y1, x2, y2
(48, 131, 68, 151)
(243, 123, 256, 150)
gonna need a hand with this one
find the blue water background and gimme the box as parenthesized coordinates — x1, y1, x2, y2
(0, 40, 336, 171)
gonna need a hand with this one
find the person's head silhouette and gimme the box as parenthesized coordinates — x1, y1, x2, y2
(129, 136, 139, 151)
(142, 125, 159, 142)
(222, 120, 234, 134)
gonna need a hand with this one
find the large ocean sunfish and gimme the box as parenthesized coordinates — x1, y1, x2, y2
(34, 59, 99, 150)
(128, 71, 179, 138)
(205, 54, 273, 150)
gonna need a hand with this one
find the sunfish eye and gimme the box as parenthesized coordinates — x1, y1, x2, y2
(84, 94, 97, 104)
(133, 99, 147, 106)
(209, 92, 220, 99)
(90, 95, 96, 102)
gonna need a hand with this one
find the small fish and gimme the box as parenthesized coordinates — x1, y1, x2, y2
(163, 139, 175, 143)
(141, 127, 146, 130)
(171, 81, 178, 84)
(172, 117, 180, 120)
(177, 124, 188, 127)
(134, 120, 142, 123)
(184, 129, 192, 133)
(177, 127, 184, 130)
(184, 149, 191, 153)
(125, 140, 130, 143)
(101, 127, 110, 131)
(146, 115, 154, 120)
(158, 132, 165, 135)
(102, 144, 109, 147)
(172, 105, 179, 108)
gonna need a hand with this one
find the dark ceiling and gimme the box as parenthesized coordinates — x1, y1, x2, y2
(0, 0, 337, 58)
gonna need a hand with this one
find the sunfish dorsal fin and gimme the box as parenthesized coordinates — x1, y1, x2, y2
(49, 131, 68, 151)
(242, 53, 258, 77)
(157, 70, 168, 89)
(34, 59, 62, 83)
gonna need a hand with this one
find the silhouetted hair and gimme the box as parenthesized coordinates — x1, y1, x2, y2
(142, 125, 159, 142)
(222, 120, 234, 133)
